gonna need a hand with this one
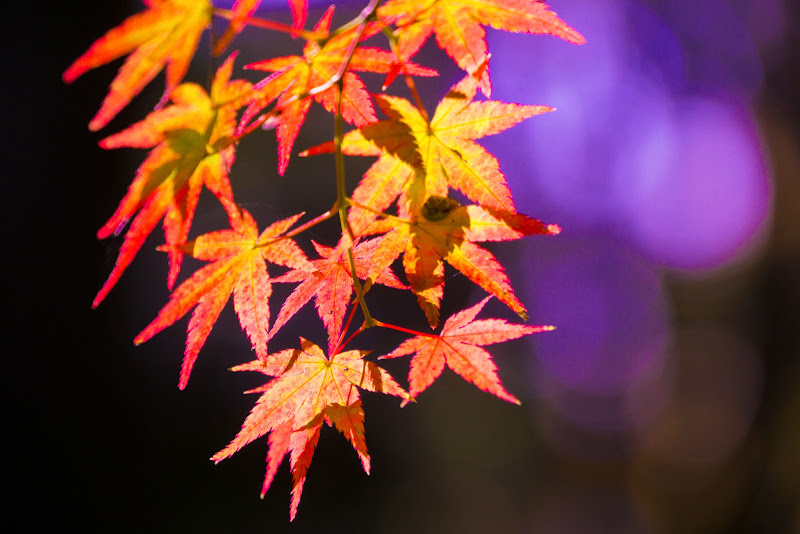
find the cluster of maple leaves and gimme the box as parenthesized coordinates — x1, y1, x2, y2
(65, 0, 583, 520)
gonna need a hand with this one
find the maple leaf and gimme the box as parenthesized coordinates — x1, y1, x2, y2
(270, 236, 406, 353)
(64, 0, 213, 131)
(302, 67, 560, 326)
(382, 296, 553, 401)
(134, 207, 313, 389)
(213, 0, 263, 55)
(364, 196, 560, 327)
(240, 6, 437, 174)
(212, 0, 308, 54)
(93, 55, 252, 308)
(211, 338, 408, 520)
(378, 0, 584, 96)
(303, 69, 553, 227)
(379, 16, 439, 90)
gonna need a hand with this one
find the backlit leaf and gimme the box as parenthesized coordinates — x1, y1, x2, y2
(381, 296, 554, 400)
(134, 207, 312, 389)
(93, 56, 253, 307)
(212, 338, 408, 519)
(64, 0, 213, 130)
(379, 0, 584, 95)
(241, 6, 436, 174)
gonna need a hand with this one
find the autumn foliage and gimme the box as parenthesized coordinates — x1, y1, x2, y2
(65, 0, 583, 521)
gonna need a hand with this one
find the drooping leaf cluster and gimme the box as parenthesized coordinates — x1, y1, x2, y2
(65, 0, 583, 520)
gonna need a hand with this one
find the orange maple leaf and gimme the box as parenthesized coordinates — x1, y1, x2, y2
(93, 55, 252, 308)
(134, 207, 313, 389)
(269, 236, 407, 353)
(302, 69, 553, 232)
(240, 6, 437, 174)
(211, 338, 408, 520)
(381, 296, 553, 401)
(64, 0, 213, 131)
(364, 196, 560, 327)
(378, 0, 584, 95)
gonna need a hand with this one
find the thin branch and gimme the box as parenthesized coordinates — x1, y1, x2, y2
(346, 246, 375, 326)
(319, 0, 382, 47)
(309, 0, 380, 96)
(325, 0, 383, 328)
(375, 319, 438, 338)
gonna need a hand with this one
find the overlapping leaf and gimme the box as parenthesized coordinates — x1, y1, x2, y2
(93, 56, 252, 308)
(270, 236, 406, 353)
(64, 0, 213, 131)
(381, 296, 553, 400)
(301, 70, 559, 325)
(365, 196, 560, 326)
(378, 0, 584, 95)
(68, 0, 585, 520)
(240, 6, 437, 174)
(211, 338, 408, 520)
(134, 207, 312, 389)
(303, 69, 553, 231)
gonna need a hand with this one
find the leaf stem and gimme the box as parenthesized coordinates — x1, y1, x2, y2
(346, 247, 375, 326)
(213, 8, 319, 41)
(253, 205, 338, 251)
(337, 322, 368, 354)
(332, 301, 361, 355)
(374, 319, 438, 338)
(347, 198, 412, 225)
(320, 0, 382, 46)
(285, 206, 339, 239)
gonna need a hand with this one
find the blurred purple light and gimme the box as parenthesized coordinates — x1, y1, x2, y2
(617, 96, 771, 270)
(488, 0, 772, 273)
(658, 0, 771, 98)
(524, 235, 669, 397)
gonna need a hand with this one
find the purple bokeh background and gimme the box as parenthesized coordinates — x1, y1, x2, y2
(481, 0, 775, 441)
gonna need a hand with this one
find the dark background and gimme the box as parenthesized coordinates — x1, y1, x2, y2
(6, 1, 799, 532)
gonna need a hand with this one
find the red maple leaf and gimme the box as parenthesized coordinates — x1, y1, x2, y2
(211, 338, 408, 520)
(378, 0, 584, 95)
(64, 0, 214, 131)
(270, 236, 406, 353)
(240, 6, 437, 174)
(134, 207, 313, 389)
(381, 296, 553, 401)
(92, 55, 252, 308)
